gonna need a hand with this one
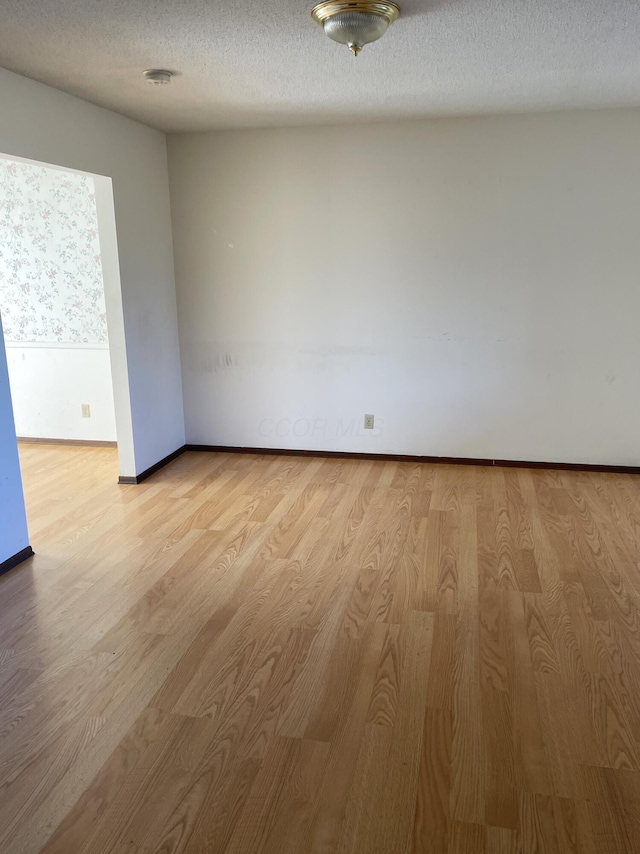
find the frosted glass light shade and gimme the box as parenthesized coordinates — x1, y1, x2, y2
(323, 11, 390, 52)
(312, 2, 400, 56)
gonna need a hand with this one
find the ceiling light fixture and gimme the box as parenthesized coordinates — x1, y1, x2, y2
(143, 69, 173, 85)
(311, 1, 400, 56)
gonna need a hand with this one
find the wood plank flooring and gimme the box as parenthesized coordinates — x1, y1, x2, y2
(2, 444, 640, 852)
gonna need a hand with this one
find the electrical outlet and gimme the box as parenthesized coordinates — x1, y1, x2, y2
(364, 414, 374, 430)
(81, 404, 91, 418)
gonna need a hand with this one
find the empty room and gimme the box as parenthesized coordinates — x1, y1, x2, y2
(1, 1, 640, 851)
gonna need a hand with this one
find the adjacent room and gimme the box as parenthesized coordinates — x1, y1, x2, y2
(1, 1, 640, 852)
(0, 156, 117, 448)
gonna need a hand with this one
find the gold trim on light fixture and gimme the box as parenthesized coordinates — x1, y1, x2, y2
(311, 1, 400, 27)
(311, 1, 400, 55)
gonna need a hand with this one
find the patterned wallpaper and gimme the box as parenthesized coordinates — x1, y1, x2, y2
(0, 159, 108, 345)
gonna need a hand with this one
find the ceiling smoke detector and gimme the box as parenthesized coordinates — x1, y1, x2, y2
(143, 69, 173, 85)
(311, 1, 400, 56)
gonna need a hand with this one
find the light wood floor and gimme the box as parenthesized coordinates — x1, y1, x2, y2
(2, 445, 640, 853)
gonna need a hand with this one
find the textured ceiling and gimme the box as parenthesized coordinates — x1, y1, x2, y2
(0, 0, 640, 132)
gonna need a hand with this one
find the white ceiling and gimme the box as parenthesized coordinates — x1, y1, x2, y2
(1, 0, 640, 132)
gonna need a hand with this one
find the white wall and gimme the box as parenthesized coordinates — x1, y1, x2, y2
(0, 323, 29, 563)
(168, 110, 640, 466)
(0, 68, 184, 476)
(6, 345, 116, 441)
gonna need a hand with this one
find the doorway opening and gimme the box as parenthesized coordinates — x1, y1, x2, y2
(0, 155, 118, 450)
(0, 151, 134, 470)
(0, 152, 136, 564)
